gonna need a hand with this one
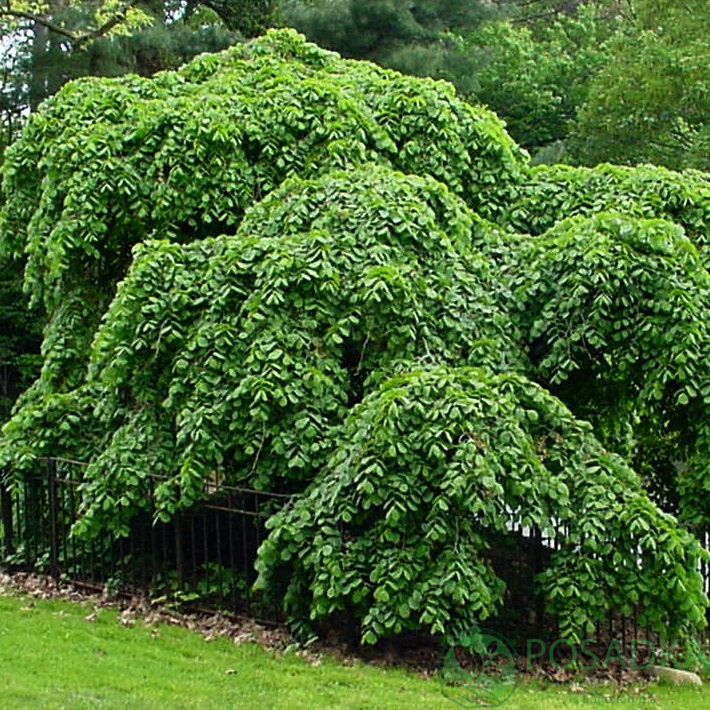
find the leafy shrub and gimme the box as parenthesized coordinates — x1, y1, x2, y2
(256, 366, 707, 644)
(0, 29, 526, 425)
(509, 212, 710, 517)
(0, 27, 525, 315)
(1, 30, 708, 646)
(2, 165, 521, 539)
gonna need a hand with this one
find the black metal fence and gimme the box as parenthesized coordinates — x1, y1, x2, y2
(1, 458, 709, 654)
(0, 458, 291, 617)
(486, 522, 710, 663)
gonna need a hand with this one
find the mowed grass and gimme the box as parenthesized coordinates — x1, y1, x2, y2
(0, 592, 708, 709)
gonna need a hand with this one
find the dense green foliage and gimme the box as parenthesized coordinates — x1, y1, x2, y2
(6, 166, 521, 540)
(512, 213, 710, 427)
(509, 213, 710, 513)
(257, 366, 706, 643)
(1, 27, 523, 299)
(571, 0, 710, 170)
(504, 165, 710, 515)
(0, 27, 523, 420)
(506, 164, 710, 253)
(1, 30, 709, 645)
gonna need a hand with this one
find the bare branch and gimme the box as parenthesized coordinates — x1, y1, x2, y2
(1, 0, 144, 50)
(2, 9, 80, 42)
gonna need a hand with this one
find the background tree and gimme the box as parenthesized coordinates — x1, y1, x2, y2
(0, 1, 247, 148)
(498, 0, 624, 25)
(570, 0, 710, 170)
(279, 0, 495, 60)
(460, 7, 612, 156)
(278, 1, 619, 158)
(1, 0, 153, 112)
(278, 0, 496, 94)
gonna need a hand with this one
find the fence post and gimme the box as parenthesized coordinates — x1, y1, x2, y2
(1, 479, 14, 558)
(174, 512, 185, 589)
(532, 527, 546, 640)
(47, 458, 60, 578)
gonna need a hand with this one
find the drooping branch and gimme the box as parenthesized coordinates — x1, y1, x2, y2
(74, 0, 144, 48)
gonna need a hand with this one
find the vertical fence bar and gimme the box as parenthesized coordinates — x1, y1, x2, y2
(227, 490, 237, 610)
(24, 474, 37, 566)
(150, 476, 158, 591)
(16, 479, 25, 566)
(0, 481, 14, 558)
(532, 527, 545, 640)
(251, 496, 260, 595)
(174, 513, 184, 588)
(189, 514, 197, 596)
(214, 506, 223, 588)
(47, 458, 60, 578)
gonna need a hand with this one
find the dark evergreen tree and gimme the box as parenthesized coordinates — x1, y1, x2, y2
(278, 0, 495, 66)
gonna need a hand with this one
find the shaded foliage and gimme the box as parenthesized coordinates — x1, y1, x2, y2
(509, 213, 710, 507)
(278, 0, 495, 60)
(504, 165, 710, 517)
(0, 256, 42, 422)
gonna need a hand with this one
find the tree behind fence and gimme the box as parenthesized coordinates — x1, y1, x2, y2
(1, 457, 708, 654)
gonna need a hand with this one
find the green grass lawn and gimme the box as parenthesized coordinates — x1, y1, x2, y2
(0, 592, 707, 709)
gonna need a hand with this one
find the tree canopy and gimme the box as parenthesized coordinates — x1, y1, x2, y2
(0, 26, 523, 397)
(0, 29, 708, 645)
